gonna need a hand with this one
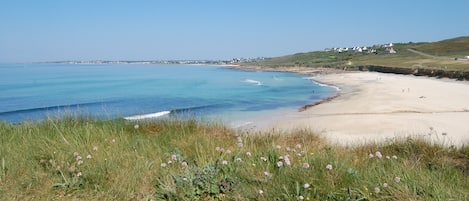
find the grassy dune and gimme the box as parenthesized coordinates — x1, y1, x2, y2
(1, 118, 468, 200)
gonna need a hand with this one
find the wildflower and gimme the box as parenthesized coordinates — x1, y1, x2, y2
(134, 124, 139, 129)
(222, 160, 228, 165)
(246, 151, 252, 156)
(276, 145, 281, 149)
(386, 156, 390, 159)
(393, 177, 401, 183)
(277, 161, 283, 167)
(374, 187, 380, 193)
(304, 183, 310, 189)
(225, 149, 232, 154)
(181, 161, 188, 167)
(263, 171, 270, 176)
(298, 195, 304, 200)
(73, 152, 79, 157)
(111, 138, 116, 143)
(383, 183, 388, 188)
(76, 172, 82, 177)
(167, 160, 172, 164)
(326, 164, 333, 171)
(182, 177, 188, 181)
(215, 147, 221, 152)
(160, 163, 167, 168)
(286, 147, 291, 152)
(236, 136, 242, 143)
(236, 157, 242, 162)
(392, 155, 398, 159)
(302, 163, 310, 169)
(77, 160, 83, 165)
(369, 153, 374, 158)
(86, 154, 92, 159)
(76, 155, 82, 161)
(295, 144, 302, 149)
(237, 142, 244, 147)
(252, 163, 256, 167)
(297, 153, 302, 157)
(171, 154, 178, 161)
(284, 155, 291, 166)
(93, 146, 98, 151)
(278, 156, 284, 160)
(375, 151, 383, 159)
(260, 157, 267, 161)
(258, 190, 264, 195)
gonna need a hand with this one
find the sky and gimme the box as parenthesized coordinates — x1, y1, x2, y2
(1, 0, 468, 62)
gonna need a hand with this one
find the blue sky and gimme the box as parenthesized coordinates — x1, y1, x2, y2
(1, 0, 468, 62)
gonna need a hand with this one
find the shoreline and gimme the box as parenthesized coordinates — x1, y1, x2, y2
(233, 66, 469, 147)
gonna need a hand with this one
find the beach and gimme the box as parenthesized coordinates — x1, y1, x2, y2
(264, 71, 469, 147)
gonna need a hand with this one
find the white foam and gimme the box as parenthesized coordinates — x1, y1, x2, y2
(124, 111, 171, 120)
(310, 80, 341, 91)
(243, 79, 263, 85)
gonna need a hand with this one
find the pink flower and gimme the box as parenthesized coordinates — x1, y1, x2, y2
(375, 151, 383, 159)
(302, 163, 310, 169)
(284, 155, 291, 166)
(171, 154, 178, 161)
(134, 124, 139, 129)
(383, 183, 389, 188)
(374, 187, 380, 193)
(263, 171, 270, 176)
(295, 144, 302, 149)
(326, 164, 333, 170)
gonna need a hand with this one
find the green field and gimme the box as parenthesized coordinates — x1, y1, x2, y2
(247, 36, 469, 72)
(1, 118, 468, 200)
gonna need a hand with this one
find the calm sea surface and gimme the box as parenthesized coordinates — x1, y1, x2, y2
(0, 64, 335, 126)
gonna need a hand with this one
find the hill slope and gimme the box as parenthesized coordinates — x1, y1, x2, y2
(245, 36, 469, 79)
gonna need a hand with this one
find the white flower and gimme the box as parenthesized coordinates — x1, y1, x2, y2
(374, 187, 380, 193)
(383, 183, 389, 188)
(302, 163, 310, 169)
(304, 183, 310, 189)
(393, 176, 401, 183)
(73, 152, 79, 157)
(258, 190, 264, 195)
(246, 151, 252, 156)
(236, 157, 242, 162)
(86, 154, 92, 159)
(134, 124, 139, 129)
(225, 149, 232, 154)
(181, 161, 188, 167)
(76, 172, 82, 177)
(392, 155, 398, 159)
(277, 161, 283, 167)
(93, 146, 98, 151)
(260, 157, 267, 161)
(171, 154, 178, 161)
(160, 163, 167, 168)
(326, 164, 333, 170)
(237, 143, 244, 147)
(263, 171, 269, 176)
(77, 160, 83, 165)
(369, 153, 374, 158)
(298, 195, 304, 200)
(222, 160, 228, 165)
(276, 145, 281, 149)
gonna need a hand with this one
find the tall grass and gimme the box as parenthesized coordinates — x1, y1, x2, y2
(0, 118, 468, 200)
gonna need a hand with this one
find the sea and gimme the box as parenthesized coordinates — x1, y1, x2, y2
(0, 63, 337, 128)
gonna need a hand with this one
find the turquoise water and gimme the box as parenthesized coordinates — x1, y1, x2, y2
(0, 64, 335, 125)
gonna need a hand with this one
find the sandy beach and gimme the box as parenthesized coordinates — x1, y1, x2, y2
(265, 72, 469, 147)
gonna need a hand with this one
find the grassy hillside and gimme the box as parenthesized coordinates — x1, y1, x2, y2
(247, 36, 469, 72)
(1, 118, 468, 200)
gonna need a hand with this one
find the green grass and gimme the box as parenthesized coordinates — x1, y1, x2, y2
(246, 36, 469, 72)
(1, 118, 468, 200)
